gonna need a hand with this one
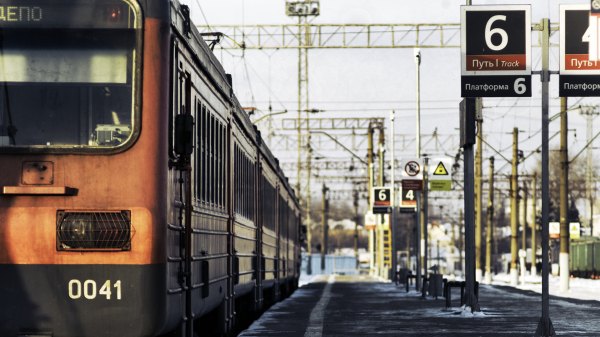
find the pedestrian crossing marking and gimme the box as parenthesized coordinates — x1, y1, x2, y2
(433, 161, 449, 175)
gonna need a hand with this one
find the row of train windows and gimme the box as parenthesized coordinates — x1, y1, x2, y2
(195, 102, 226, 209)
(234, 144, 254, 219)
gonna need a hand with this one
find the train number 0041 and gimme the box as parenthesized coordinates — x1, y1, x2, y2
(69, 279, 122, 300)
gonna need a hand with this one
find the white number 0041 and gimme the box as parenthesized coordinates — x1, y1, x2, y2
(69, 279, 122, 300)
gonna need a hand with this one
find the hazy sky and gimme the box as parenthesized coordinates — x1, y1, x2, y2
(180, 0, 600, 217)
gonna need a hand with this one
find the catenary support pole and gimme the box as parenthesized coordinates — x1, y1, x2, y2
(354, 188, 359, 269)
(510, 127, 519, 286)
(559, 96, 569, 293)
(306, 134, 312, 275)
(321, 183, 328, 271)
(531, 172, 538, 276)
(485, 156, 495, 284)
(535, 17, 555, 337)
(416, 191, 422, 291)
(368, 126, 375, 276)
(391, 110, 397, 283)
(424, 158, 429, 273)
(522, 181, 528, 286)
(378, 126, 385, 279)
(421, 158, 429, 299)
(475, 119, 483, 282)
(415, 47, 422, 291)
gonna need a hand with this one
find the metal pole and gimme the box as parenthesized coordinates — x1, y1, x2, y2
(531, 172, 538, 276)
(423, 159, 429, 273)
(484, 156, 494, 284)
(559, 96, 569, 293)
(522, 181, 528, 286)
(368, 126, 375, 276)
(321, 183, 327, 271)
(463, 140, 479, 311)
(420, 159, 429, 299)
(391, 110, 397, 283)
(459, 208, 463, 276)
(416, 191, 422, 291)
(306, 134, 312, 275)
(475, 120, 483, 282)
(510, 127, 519, 286)
(354, 189, 359, 270)
(415, 45, 422, 289)
(535, 17, 555, 336)
(378, 127, 385, 279)
(415, 49, 421, 159)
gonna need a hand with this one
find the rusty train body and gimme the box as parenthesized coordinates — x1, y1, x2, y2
(0, 0, 301, 336)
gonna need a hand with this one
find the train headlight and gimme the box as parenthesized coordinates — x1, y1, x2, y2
(57, 211, 133, 251)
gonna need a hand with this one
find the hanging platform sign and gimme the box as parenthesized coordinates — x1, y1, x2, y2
(429, 158, 452, 191)
(461, 5, 532, 97)
(559, 4, 600, 96)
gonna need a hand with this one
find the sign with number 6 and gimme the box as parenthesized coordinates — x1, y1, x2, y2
(461, 5, 532, 97)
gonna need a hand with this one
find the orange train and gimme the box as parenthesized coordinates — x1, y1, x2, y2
(0, 1, 302, 336)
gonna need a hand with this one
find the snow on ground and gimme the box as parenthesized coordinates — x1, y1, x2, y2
(490, 273, 600, 301)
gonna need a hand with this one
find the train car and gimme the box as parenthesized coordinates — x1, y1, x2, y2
(570, 237, 600, 278)
(0, 0, 301, 336)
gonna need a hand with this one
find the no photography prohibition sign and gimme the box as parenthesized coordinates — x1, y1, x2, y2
(461, 5, 532, 97)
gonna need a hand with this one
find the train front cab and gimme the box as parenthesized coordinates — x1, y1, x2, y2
(0, 0, 179, 336)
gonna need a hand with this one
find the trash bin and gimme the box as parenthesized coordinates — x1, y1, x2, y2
(429, 274, 444, 299)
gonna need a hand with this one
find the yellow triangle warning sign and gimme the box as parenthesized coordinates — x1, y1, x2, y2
(572, 225, 578, 231)
(433, 162, 449, 175)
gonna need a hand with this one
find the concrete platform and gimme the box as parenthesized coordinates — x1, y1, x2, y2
(240, 274, 600, 336)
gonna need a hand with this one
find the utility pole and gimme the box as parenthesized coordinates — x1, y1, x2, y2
(354, 188, 359, 270)
(581, 106, 599, 237)
(378, 126, 386, 279)
(415, 48, 422, 292)
(510, 127, 519, 287)
(321, 183, 329, 271)
(531, 172, 538, 276)
(559, 96, 569, 293)
(390, 110, 397, 282)
(368, 125, 375, 276)
(423, 158, 429, 275)
(522, 181, 528, 286)
(484, 156, 494, 285)
(306, 134, 312, 275)
(475, 119, 483, 283)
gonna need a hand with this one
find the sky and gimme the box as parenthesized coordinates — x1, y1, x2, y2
(179, 0, 600, 219)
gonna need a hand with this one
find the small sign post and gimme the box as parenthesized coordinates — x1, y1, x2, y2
(372, 187, 392, 214)
(365, 212, 376, 231)
(430, 158, 452, 191)
(401, 158, 424, 191)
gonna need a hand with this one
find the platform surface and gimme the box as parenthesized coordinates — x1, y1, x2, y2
(240, 274, 600, 336)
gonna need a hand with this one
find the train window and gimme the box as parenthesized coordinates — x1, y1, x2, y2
(222, 124, 226, 209)
(0, 0, 142, 151)
(202, 106, 208, 203)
